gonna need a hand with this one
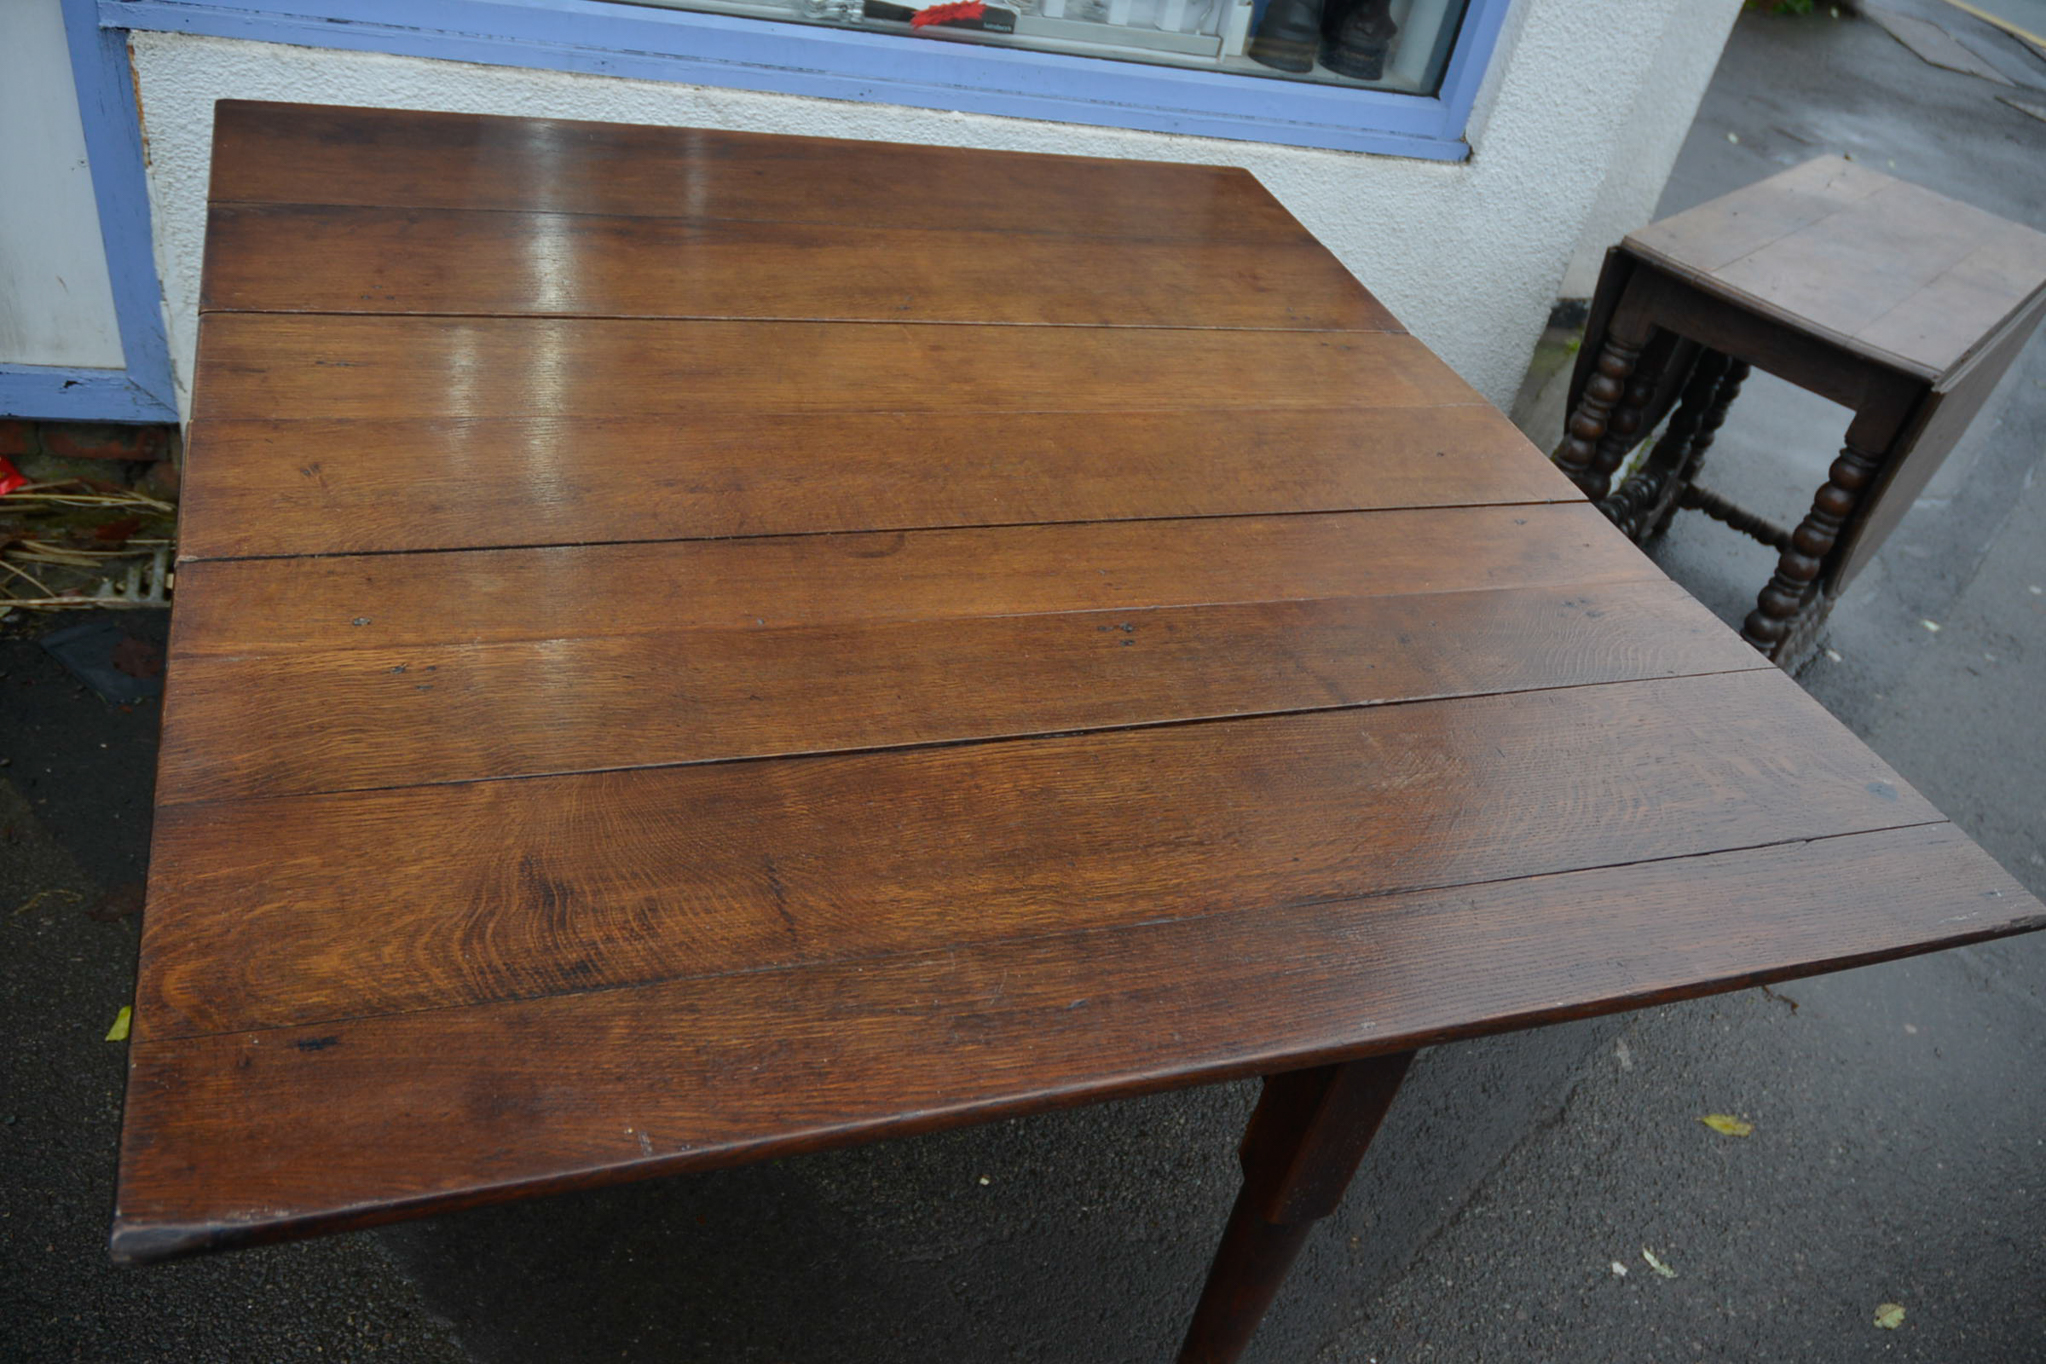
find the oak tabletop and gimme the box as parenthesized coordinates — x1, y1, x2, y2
(113, 101, 2045, 1265)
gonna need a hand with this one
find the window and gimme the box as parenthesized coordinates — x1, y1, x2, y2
(609, 0, 1470, 95)
(108, 0, 1514, 157)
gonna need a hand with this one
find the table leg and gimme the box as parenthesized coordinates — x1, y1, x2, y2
(1601, 350, 1732, 541)
(1739, 395, 1910, 658)
(1554, 332, 1648, 500)
(1177, 1050, 1415, 1364)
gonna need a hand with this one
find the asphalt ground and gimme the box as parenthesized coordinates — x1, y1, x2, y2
(4, 5, 2043, 1361)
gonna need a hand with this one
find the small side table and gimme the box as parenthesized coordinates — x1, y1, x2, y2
(1554, 157, 2046, 665)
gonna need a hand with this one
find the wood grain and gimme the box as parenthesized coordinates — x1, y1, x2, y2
(176, 404, 1574, 561)
(200, 203, 1399, 331)
(1839, 286, 2046, 584)
(164, 505, 1649, 657)
(139, 669, 1925, 1039)
(207, 102, 1319, 246)
(188, 315, 1473, 423)
(125, 109, 2046, 1296)
(1626, 156, 2046, 382)
(1624, 157, 1893, 275)
(153, 580, 1765, 805)
(115, 822, 2039, 1263)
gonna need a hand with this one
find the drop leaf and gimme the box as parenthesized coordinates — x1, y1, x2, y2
(104, 1006, 132, 1042)
(1700, 1114, 1754, 1137)
(1874, 1303, 1906, 1330)
(1641, 1248, 1677, 1279)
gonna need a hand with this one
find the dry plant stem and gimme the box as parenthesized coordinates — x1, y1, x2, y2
(5, 480, 175, 513)
(0, 558, 55, 595)
(11, 544, 160, 566)
(2, 598, 162, 611)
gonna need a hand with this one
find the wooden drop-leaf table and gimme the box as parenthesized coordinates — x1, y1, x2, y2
(114, 102, 2046, 1364)
(1554, 155, 2046, 666)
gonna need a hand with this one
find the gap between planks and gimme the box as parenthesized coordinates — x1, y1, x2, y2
(190, 305, 1405, 334)
(150, 662, 1777, 810)
(132, 818, 1952, 1048)
(170, 490, 1567, 565)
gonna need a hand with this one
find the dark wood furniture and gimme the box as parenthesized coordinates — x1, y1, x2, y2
(1554, 156, 2046, 665)
(116, 105, 2046, 1363)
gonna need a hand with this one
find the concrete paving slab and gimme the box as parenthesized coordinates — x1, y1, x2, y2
(1867, 5, 2015, 83)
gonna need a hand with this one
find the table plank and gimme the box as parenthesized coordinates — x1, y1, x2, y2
(176, 404, 1575, 560)
(1624, 156, 1894, 275)
(187, 315, 1476, 422)
(165, 505, 1648, 656)
(1627, 157, 2046, 383)
(155, 579, 1764, 805)
(201, 204, 1398, 331)
(208, 102, 1318, 246)
(140, 669, 1925, 1039)
(114, 822, 2038, 1264)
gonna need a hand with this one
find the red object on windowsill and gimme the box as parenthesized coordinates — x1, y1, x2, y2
(911, 1, 985, 26)
(0, 457, 30, 497)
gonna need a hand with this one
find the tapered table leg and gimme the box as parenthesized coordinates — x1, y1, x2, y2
(1177, 1050, 1415, 1364)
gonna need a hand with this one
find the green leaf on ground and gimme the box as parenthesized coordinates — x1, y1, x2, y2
(104, 1006, 131, 1042)
(1700, 1114, 1755, 1137)
(1874, 1303, 1906, 1330)
(1641, 1248, 1677, 1279)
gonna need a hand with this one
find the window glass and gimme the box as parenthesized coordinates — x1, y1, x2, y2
(614, 0, 1471, 94)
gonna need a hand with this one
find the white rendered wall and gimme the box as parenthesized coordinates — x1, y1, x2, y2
(129, 0, 1738, 418)
(0, 0, 125, 369)
(1559, 0, 1744, 300)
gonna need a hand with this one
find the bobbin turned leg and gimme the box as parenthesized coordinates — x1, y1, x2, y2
(1177, 1051, 1415, 1364)
(1654, 354, 1750, 538)
(1554, 332, 1649, 500)
(1740, 401, 1903, 656)
(1588, 352, 1661, 502)
(1601, 350, 1726, 540)
(1603, 352, 1756, 543)
(1676, 356, 1750, 495)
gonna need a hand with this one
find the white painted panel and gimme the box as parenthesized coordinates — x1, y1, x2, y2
(0, 0, 125, 369)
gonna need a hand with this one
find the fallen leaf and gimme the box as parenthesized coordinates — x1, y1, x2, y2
(1642, 1248, 1676, 1279)
(105, 1006, 132, 1042)
(87, 882, 146, 923)
(1920, 619, 1942, 633)
(1700, 1114, 1755, 1137)
(1874, 1303, 1906, 1330)
(1610, 1260, 1628, 1277)
(109, 637, 163, 680)
(93, 515, 143, 546)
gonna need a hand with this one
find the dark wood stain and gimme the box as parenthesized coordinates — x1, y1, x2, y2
(151, 580, 1761, 805)
(187, 315, 1472, 423)
(201, 203, 1399, 331)
(176, 404, 1570, 561)
(117, 823, 2037, 1261)
(118, 105, 2046, 1364)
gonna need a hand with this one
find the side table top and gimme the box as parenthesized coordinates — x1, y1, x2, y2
(112, 103, 2046, 1266)
(1625, 155, 2046, 387)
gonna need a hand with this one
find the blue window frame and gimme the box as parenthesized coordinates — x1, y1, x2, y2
(104, 0, 1512, 158)
(0, 0, 176, 424)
